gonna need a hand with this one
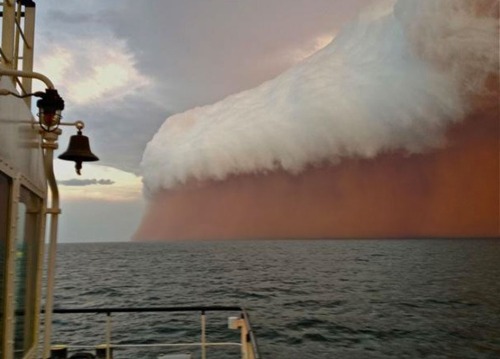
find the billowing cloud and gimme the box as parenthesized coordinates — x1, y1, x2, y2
(141, 0, 498, 196)
(58, 178, 115, 186)
(36, 0, 374, 176)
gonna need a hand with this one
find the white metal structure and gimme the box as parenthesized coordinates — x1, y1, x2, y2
(1, 2, 260, 358)
(1, 1, 49, 359)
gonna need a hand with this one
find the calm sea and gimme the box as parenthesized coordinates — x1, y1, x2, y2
(50, 239, 500, 359)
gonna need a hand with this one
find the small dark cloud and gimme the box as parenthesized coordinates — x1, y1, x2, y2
(58, 178, 115, 186)
(47, 10, 97, 24)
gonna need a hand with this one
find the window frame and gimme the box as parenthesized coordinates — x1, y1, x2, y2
(13, 186, 43, 358)
(0, 163, 46, 359)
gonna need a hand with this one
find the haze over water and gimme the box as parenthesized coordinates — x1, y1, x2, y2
(52, 239, 500, 359)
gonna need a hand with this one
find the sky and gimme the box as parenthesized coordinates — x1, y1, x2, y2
(34, 0, 376, 242)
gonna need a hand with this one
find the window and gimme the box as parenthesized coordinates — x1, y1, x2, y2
(13, 187, 42, 359)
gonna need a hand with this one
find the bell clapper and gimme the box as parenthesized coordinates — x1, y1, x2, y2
(75, 161, 82, 175)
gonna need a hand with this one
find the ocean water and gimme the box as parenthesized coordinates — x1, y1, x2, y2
(51, 239, 500, 359)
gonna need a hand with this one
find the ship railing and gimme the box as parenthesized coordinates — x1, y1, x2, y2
(1, 0, 36, 104)
(47, 305, 261, 359)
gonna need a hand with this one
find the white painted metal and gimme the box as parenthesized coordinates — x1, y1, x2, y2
(2, 4, 47, 358)
(0, 68, 55, 89)
(40, 129, 61, 359)
(228, 316, 239, 329)
(0, 76, 45, 190)
(232, 318, 256, 359)
(2, 173, 21, 359)
(1, 0, 15, 65)
(0, 64, 61, 359)
(0, 12, 48, 353)
(105, 314, 112, 359)
(52, 309, 259, 358)
(33, 189, 47, 359)
(22, 5, 36, 106)
(201, 313, 207, 359)
(13, 2, 21, 70)
(1, 0, 36, 100)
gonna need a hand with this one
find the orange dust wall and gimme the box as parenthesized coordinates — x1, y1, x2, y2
(134, 99, 499, 241)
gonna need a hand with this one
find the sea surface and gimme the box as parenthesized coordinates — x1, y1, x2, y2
(51, 239, 500, 359)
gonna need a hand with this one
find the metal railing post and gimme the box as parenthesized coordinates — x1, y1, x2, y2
(46, 306, 261, 358)
(240, 319, 248, 359)
(201, 310, 207, 359)
(105, 312, 112, 359)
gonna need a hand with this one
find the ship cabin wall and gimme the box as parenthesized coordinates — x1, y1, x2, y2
(1, 74, 47, 359)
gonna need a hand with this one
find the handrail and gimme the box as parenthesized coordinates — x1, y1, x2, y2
(0, 67, 54, 89)
(47, 305, 262, 359)
(49, 305, 243, 314)
(240, 309, 260, 359)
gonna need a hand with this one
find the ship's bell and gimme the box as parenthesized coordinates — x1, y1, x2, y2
(58, 130, 99, 175)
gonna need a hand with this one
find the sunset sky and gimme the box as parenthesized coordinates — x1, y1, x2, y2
(34, 1, 376, 242)
(34, 1, 499, 242)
